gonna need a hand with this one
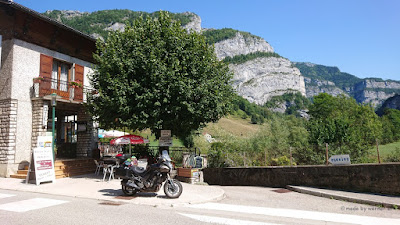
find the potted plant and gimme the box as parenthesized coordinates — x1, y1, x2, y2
(69, 81, 83, 88)
(33, 76, 44, 83)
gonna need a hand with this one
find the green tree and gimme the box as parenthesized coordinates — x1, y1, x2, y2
(306, 93, 382, 163)
(381, 108, 400, 143)
(88, 11, 234, 140)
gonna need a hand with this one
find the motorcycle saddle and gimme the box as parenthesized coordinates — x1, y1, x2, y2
(131, 166, 146, 175)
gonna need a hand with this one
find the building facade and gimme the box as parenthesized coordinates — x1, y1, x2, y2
(0, 0, 98, 177)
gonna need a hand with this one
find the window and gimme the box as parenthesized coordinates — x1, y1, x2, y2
(51, 60, 71, 92)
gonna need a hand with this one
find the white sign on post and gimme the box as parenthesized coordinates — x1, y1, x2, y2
(161, 130, 171, 137)
(159, 136, 173, 146)
(33, 136, 56, 185)
(328, 154, 351, 165)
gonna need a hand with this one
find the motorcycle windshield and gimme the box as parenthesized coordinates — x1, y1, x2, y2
(161, 150, 172, 162)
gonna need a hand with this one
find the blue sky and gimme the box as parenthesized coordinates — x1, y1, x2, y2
(15, 0, 400, 81)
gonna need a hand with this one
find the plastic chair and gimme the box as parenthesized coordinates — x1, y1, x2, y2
(103, 163, 119, 182)
(108, 161, 120, 181)
(94, 160, 104, 175)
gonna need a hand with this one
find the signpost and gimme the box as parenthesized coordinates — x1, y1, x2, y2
(159, 130, 172, 147)
(328, 154, 351, 165)
(159, 137, 173, 146)
(160, 130, 171, 137)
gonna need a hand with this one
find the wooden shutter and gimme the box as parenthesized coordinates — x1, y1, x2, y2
(39, 54, 53, 96)
(74, 64, 84, 102)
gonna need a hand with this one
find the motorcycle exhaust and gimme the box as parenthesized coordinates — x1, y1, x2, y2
(124, 180, 140, 190)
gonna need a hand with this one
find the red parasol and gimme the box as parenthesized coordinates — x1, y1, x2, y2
(110, 135, 149, 145)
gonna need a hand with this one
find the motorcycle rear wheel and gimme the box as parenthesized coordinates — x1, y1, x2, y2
(164, 179, 183, 198)
(122, 184, 137, 196)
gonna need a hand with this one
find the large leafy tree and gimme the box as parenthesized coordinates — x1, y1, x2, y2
(306, 93, 382, 163)
(88, 11, 234, 139)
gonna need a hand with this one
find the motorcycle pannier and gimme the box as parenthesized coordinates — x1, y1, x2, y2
(115, 167, 132, 179)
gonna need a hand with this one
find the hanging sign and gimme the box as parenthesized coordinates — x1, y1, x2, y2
(42, 103, 48, 128)
(33, 136, 56, 185)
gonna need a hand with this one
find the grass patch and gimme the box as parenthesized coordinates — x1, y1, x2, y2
(368, 140, 400, 158)
(203, 115, 261, 138)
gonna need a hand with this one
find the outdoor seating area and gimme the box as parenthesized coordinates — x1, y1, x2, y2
(94, 156, 121, 182)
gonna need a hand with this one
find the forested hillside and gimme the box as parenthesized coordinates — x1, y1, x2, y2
(43, 10, 194, 39)
(295, 62, 361, 90)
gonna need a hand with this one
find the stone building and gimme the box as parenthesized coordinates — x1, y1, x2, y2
(0, 0, 98, 177)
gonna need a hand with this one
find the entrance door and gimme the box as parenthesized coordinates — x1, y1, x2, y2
(57, 115, 78, 158)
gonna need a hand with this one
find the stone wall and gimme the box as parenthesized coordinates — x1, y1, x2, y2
(77, 109, 97, 158)
(203, 163, 400, 196)
(0, 99, 18, 176)
(31, 99, 48, 149)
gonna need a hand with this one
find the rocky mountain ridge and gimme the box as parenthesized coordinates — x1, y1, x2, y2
(295, 62, 400, 107)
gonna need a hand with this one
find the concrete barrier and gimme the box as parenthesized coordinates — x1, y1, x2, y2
(203, 163, 400, 196)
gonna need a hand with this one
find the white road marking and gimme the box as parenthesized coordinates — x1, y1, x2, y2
(188, 203, 400, 225)
(180, 213, 281, 225)
(0, 193, 15, 199)
(0, 198, 68, 212)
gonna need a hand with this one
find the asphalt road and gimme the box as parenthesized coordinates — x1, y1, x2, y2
(1, 186, 399, 225)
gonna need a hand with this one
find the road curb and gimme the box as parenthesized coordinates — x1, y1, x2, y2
(286, 185, 400, 209)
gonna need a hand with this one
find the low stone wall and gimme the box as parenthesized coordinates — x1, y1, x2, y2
(203, 163, 400, 196)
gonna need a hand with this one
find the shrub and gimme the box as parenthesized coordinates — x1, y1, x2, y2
(384, 147, 400, 162)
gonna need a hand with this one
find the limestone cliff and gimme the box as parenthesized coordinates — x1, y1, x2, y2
(353, 79, 400, 106)
(295, 62, 400, 107)
(211, 31, 306, 105)
(214, 32, 274, 59)
(182, 12, 202, 32)
(304, 77, 348, 98)
(229, 57, 306, 105)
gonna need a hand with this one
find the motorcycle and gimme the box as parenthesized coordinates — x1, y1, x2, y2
(115, 150, 183, 198)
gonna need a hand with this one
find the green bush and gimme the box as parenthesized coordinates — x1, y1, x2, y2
(384, 147, 400, 162)
(207, 142, 227, 168)
(270, 156, 293, 166)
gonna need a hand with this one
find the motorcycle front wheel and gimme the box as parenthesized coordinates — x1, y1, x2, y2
(164, 179, 183, 198)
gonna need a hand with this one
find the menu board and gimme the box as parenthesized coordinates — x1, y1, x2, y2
(33, 136, 56, 185)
